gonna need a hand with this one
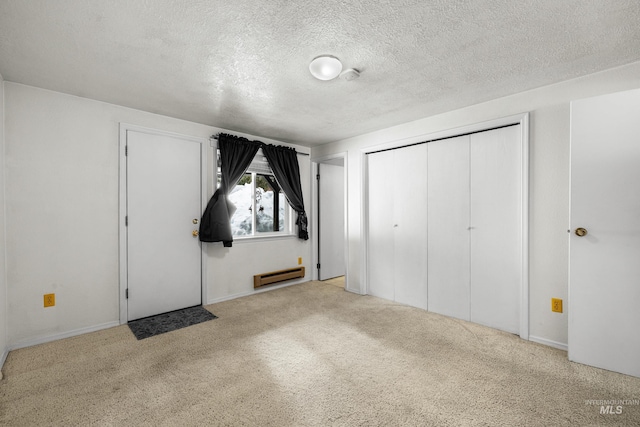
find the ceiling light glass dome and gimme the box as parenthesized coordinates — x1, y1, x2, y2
(309, 55, 343, 81)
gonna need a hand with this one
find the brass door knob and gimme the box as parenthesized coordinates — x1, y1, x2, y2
(575, 227, 588, 237)
(193, 218, 199, 224)
(192, 230, 199, 237)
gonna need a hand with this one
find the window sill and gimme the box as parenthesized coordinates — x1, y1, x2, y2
(231, 233, 298, 244)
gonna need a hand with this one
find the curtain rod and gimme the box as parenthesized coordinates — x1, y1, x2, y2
(210, 134, 309, 156)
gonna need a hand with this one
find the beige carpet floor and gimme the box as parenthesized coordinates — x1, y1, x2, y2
(1, 281, 639, 426)
(321, 276, 345, 289)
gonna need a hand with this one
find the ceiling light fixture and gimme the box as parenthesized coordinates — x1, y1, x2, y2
(309, 55, 343, 81)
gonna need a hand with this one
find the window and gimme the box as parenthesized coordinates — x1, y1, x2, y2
(218, 149, 292, 237)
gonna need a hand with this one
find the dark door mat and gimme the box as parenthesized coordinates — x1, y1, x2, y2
(128, 305, 217, 340)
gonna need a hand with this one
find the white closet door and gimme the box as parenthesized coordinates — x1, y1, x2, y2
(427, 135, 471, 320)
(367, 150, 395, 300)
(394, 144, 428, 310)
(469, 126, 522, 334)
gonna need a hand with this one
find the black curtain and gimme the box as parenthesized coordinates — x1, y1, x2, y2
(199, 134, 260, 247)
(262, 144, 309, 240)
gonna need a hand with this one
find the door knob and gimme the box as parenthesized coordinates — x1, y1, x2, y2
(575, 227, 588, 237)
(193, 218, 199, 224)
(192, 230, 199, 237)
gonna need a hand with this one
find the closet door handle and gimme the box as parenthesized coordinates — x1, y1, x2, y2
(575, 227, 588, 237)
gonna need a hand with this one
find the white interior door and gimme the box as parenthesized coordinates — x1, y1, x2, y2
(569, 89, 640, 378)
(469, 125, 522, 334)
(427, 135, 471, 320)
(318, 162, 345, 281)
(126, 130, 202, 321)
(393, 144, 428, 310)
(367, 150, 395, 300)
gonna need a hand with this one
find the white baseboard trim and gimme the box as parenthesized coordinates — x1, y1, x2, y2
(8, 321, 120, 351)
(529, 335, 568, 351)
(206, 279, 310, 305)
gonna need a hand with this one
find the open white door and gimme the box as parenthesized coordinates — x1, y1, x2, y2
(125, 129, 203, 321)
(318, 162, 345, 281)
(569, 88, 640, 377)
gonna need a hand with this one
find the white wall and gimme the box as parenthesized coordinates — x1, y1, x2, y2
(4, 83, 311, 347)
(311, 61, 640, 348)
(0, 74, 8, 371)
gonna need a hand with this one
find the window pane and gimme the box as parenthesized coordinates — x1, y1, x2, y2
(229, 173, 253, 236)
(278, 192, 285, 231)
(256, 174, 280, 233)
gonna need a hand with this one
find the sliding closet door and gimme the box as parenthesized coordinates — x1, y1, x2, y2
(367, 150, 395, 300)
(394, 144, 428, 310)
(427, 135, 471, 320)
(367, 122, 524, 334)
(469, 126, 522, 334)
(367, 145, 428, 309)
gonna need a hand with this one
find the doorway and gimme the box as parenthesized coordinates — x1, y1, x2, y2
(315, 156, 347, 287)
(119, 125, 207, 322)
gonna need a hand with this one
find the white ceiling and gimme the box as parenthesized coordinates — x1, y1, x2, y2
(1, 1, 639, 147)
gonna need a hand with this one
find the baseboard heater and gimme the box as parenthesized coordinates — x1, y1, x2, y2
(254, 267, 305, 288)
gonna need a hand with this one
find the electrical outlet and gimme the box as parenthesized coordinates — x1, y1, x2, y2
(551, 298, 563, 313)
(298, 257, 302, 265)
(44, 293, 56, 307)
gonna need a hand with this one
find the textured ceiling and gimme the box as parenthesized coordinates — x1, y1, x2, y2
(1, 1, 639, 146)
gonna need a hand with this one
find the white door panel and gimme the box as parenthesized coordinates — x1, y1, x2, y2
(470, 126, 522, 334)
(569, 89, 640, 377)
(319, 163, 345, 281)
(427, 135, 471, 320)
(127, 130, 202, 321)
(367, 150, 395, 300)
(394, 144, 428, 310)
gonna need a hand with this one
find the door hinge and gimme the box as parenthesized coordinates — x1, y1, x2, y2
(317, 263, 321, 269)
(125, 216, 128, 226)
(126, 288, 129, 299)
(316, 174, 320, 180)
(125, 145, 128, 156)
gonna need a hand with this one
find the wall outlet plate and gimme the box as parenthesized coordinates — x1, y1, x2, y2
(551, 298, 563, 313)
(44, 293, 55, 307)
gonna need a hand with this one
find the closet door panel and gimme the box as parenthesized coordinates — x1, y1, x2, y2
(470, 126, 522, 334)
(394, 144, 428, 310)
(427, 136, 471, 320)
(367, 150, 395, 300)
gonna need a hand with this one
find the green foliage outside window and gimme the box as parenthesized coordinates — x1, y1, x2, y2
(237, 174, 272, 192)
